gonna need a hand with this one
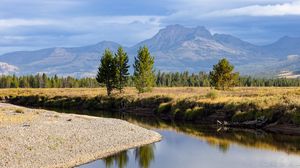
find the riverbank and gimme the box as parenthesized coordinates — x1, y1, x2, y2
(0, 103, 161, 168)
(1, 87, 300, 135)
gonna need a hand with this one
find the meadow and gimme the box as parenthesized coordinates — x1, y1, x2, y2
(1, 87, 300, 130)
(1, 87, 299, 99)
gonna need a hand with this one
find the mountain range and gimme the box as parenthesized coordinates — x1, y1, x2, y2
(0, 24, 299, 77)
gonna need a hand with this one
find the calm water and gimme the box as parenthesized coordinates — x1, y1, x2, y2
(53, 109, 300, 168)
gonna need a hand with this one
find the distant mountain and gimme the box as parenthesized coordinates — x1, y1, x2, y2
(0, 62, 18, 75)
(132, 25, 274, 72)
(0, 41, 121, 77)
(0, 25, 299, 77)
(263, 36, 300, 58)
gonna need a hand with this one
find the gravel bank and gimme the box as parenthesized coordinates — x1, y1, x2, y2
(0, 103, 161, 168)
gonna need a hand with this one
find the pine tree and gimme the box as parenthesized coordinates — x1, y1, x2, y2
(115, 47, 130, 93)
(96, 49, 117, 96)
(11, 74, 18, 88)
(209, 58, 239, 90)
(133, 46, 155, 93)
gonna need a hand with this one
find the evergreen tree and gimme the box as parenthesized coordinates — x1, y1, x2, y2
(209, 58, 239, 90)
(11, 74, 18, 88)
(115, 47, 130, 93)
(96, 49, 117, 96)
(133, 46, 155, 93)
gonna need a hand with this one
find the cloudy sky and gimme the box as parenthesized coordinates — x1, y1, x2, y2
(0, 0, 300, 54)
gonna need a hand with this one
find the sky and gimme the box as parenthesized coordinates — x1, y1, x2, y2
(0, 0, 300, 54)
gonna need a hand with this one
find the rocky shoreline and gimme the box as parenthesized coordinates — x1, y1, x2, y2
(0, 103, 161, 168)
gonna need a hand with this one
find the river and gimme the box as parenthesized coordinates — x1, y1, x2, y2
(55, 109, 300, 168)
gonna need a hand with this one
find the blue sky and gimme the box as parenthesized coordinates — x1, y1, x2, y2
(1, 0, 300, 54)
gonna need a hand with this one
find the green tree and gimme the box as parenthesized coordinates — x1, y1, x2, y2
(133, 46, 155, 93)
(209, 58, 239, 90)
(11, 74, 18, 88)
(96, 49, 117, 96)
(115, 47, 130, 93)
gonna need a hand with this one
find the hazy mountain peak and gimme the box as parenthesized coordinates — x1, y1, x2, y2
(161, 24, 212, 39)
(157, 24, 192, 37)
(276, 36, 300, 43)
(136, 25, 213, 51)
(194, 26, 212, 39)
(263, 35, 300, 58)
(96, 40, 120, 46)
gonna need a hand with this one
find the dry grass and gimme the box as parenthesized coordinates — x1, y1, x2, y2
(1, 87, 300, 126)
(1, 87, 300, 114)
(0, 87, 299, 98)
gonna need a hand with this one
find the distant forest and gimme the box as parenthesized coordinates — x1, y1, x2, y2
(0, 72, 300, 88)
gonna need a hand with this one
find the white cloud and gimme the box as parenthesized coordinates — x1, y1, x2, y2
(0, 19, 53, 29)
(0, 0, 299, 54)
(0, 15, 163, 29)
(0, 15, 164, 53)
(206, 0, 300, 17)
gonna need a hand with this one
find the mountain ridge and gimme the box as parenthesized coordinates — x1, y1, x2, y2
(0, 25, 299, 77)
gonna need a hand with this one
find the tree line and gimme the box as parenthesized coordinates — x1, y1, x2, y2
(1, 48, 300, 91)
(0, 71, 299, 89)
(0, 74, 99, 88)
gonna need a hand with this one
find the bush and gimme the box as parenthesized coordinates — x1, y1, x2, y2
(184, 106, 204, 120)
(15, 108, 24, 114)
(206, 90, 218, 100)
(157, 102, 172, 114)
(191, 106, 205, 118)
(231, 111, 256, 122)
(184, 108, 193, 120)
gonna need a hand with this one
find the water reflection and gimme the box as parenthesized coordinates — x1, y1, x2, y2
(80, 129, 300, 168)
(102, 144, 155, 168)
(104, 150, 129, 168)
(125, 117, 300, 156)
(51, 108, 300, 168)
(134, 144, 155, 168)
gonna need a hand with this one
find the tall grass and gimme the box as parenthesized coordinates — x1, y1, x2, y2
(1, 87, 300, 125)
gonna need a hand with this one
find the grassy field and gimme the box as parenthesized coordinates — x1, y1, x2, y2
(1, 87, 300, 126)
(1, 87, 300, 108)
(0, 87, 299, 98)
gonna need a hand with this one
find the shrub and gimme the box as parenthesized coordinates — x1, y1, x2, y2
(15, 108, 24, 114)
(185, 106, 204, 120)
(191, 106, 205, 118)
(231, 111, 255, 122)
(206, 90, 218, 100)
(157, 102, 172, 114)
(184, 108, 193, 120)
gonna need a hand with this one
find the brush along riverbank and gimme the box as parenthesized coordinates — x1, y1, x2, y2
(0, 103, 161, 168)
(1, 87, 300, 135)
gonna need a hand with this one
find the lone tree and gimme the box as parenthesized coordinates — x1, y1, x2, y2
(209, 58, 239, 90)
(96, 49, 116, 96)
(133, 46, 155, 93)
(115, 47, 130, 93)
